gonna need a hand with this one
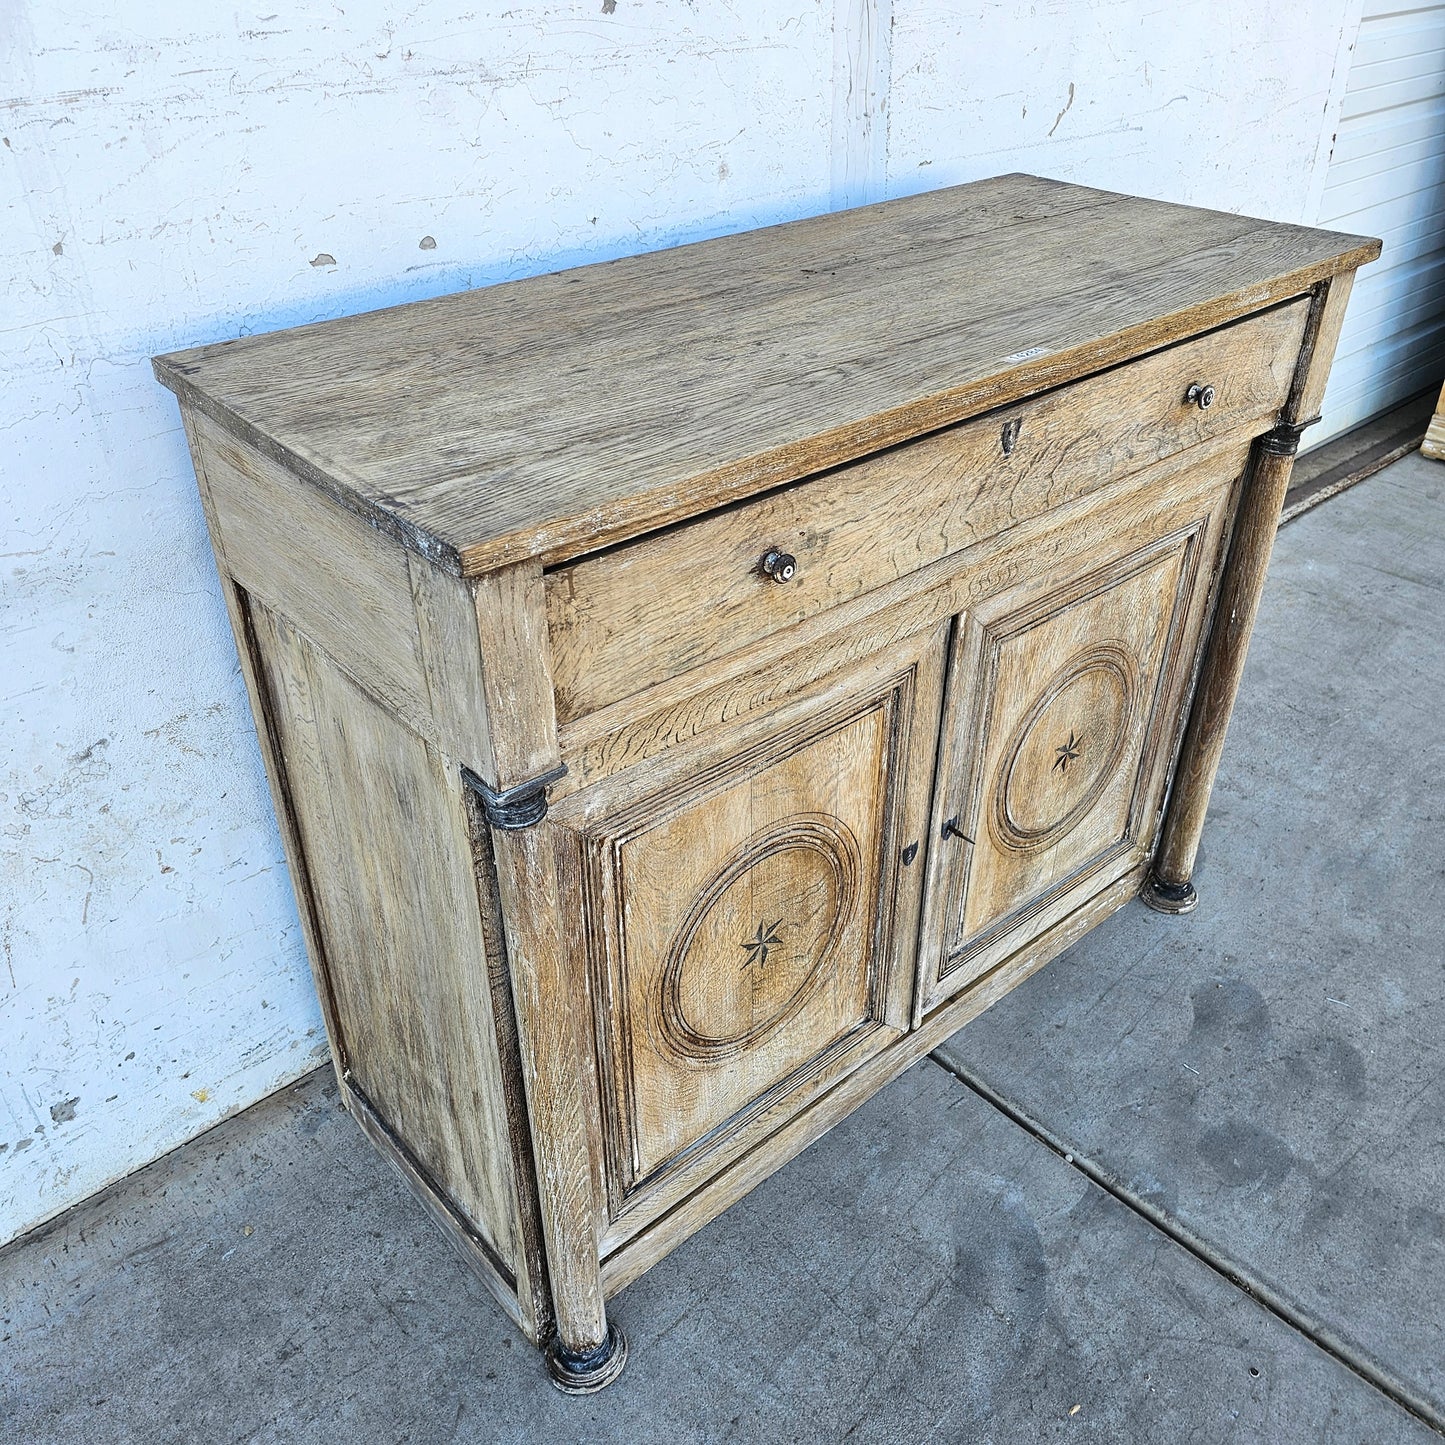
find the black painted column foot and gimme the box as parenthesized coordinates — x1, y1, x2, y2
(1142, 874, 1198, 915)
(545, 1324, 628, 1394)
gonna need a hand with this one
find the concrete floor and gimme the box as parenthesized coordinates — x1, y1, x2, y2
(935, 449, 1445, 1428)
(3, 455, 1441, 1443)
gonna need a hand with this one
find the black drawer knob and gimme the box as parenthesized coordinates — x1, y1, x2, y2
(1185, 382, 1216, 410)
(761, 549, 797, 583)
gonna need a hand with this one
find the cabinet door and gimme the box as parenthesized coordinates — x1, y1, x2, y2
(918, 511, 1224, 1017)
(552, 630, 944, 1248)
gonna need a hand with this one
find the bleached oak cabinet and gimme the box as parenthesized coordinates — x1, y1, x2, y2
(155, 176, 1377, 1391)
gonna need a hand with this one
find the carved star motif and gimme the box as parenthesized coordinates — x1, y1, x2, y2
(740, 920, 783, 971)
(1053, 731, 1083, 773)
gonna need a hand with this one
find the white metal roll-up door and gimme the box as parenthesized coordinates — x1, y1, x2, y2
(1314, 2, 1445, 445)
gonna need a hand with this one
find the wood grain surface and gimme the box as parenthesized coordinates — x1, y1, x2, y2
(191, 411, 435, 737)
(546, 299, 1308, 723)
(248, 603, 526, 1285)
(599, 859, 1152, 1298)
(919, 496, 1230, 1016)
(1424, 386, 1445, 462)
(154, 174, 1377, 575)
(469, 563, 615, 1358)
(553, 431, 1258, 799)
(550, 628, 945, 1253)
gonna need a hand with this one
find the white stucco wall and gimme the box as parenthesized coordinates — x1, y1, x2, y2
(1, 0, 1362, 1245)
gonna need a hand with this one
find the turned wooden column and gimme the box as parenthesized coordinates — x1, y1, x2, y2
(469, 564, 626, 1393)
(1145, 273, 1356, 914)
(1144, 424, 1303, 912)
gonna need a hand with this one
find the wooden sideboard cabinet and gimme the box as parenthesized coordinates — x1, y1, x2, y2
(154, 175, 1378, 1392)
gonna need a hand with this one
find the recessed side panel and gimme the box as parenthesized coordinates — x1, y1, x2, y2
(248, 600, 527, 1303)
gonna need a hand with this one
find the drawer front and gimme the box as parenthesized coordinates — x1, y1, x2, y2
(549, 630, 944, 1250)
(546, 298, 1309, 725)
(916, 470, 1236, 1017)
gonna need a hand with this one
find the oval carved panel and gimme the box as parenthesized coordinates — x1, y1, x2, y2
(991, 641, 1139, 853)
(657, 814, 862, 1063)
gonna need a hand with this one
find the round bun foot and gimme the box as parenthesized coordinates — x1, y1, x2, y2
(1142, 875, 1198, 915)
(545, 1324, 628, 1394)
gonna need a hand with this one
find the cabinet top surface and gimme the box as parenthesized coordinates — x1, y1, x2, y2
(154, 173, 1377, 576)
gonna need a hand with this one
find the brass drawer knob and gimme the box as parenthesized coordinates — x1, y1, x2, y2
(761, 549, 797, 583)
(1185, 381, 1216, 410)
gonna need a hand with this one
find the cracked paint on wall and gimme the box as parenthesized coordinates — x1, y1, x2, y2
(0, 0, 838, 1247)
(886, 1, 1357, 223)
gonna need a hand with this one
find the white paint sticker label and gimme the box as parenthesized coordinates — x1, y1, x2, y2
(1002, 345, 1050, 363)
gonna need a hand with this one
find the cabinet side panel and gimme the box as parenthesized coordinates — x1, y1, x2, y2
(191, 411, 434, 738)
(181, 410, 349, 1085)
(248, 601, 524, 1285)
(1288, 271, 1357, 425)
